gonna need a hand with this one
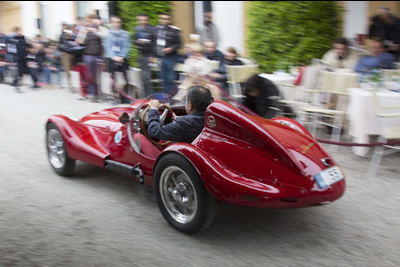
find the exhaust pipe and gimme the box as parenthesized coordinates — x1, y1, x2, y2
(104, 159, 144, 184)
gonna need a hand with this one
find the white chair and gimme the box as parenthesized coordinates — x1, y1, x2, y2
(226, 64, 259, 98)
(277, 82, 322, 118)
(368, 90, 400, 175)
(297, 72, 359, 150)
(382, 69, 400, 78)
(209, 60, 220, 72)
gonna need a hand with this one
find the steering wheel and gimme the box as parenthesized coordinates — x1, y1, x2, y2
(141, 104, 175, 146)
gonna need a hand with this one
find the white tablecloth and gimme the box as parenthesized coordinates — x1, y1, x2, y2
(346, 88, 400, 156)
(259, 73, 296, 99)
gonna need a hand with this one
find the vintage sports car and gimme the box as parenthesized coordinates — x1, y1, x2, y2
(46, 93, 345, 234)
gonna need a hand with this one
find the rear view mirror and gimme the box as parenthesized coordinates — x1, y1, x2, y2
(119, 112, 129, 124)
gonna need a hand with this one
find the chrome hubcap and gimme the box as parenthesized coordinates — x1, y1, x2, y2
(47, 129, 66, 169)
(160, 166, 197, 224)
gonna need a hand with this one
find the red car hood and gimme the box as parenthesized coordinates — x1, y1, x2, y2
(80, 107, 134, 132)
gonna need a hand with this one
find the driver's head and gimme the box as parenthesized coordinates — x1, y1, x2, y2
(185, 86, 213, 114)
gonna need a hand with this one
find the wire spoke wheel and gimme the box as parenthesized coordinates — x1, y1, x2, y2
(160, 166, 198, 224)
(47, 129, 66, 169)
(154, 153, 216, 234)
(46, 123, 75, 176)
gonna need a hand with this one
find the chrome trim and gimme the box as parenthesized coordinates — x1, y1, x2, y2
(321, 158, 332, 167)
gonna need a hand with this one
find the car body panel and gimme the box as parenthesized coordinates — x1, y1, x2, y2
(47, 99, 345, 207)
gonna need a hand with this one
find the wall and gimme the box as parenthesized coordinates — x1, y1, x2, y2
(343, 1, 368, 39)
(21, 1, 39, 39)
(368, 1, 400, 19)
(213, 1, 244, 55)
(172, 1, 194, 48)
(0, 2, 22, 33)
(50, 2, 75, 40)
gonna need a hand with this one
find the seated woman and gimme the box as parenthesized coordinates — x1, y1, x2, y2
(173, 43, 221, 103)
(224, 46, 244, 66)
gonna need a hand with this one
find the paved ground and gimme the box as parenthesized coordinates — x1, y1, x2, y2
(0, 83, 399, 266)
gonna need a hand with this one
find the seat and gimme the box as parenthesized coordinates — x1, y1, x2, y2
(209, 60, 220, 72)
(368, 90, 400, 175)
(226, 64, 259, 98)
(296, 71, 359, 150)
(382, 69, 400, 79)
(277, 82, 321, 118)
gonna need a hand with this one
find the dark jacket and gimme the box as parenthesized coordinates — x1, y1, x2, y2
(204, 49, 227, 81)
(242, 77, 281, 119)
(226, 58, 243, 66)
(134, 24, 155, 56)
(369, 15, 400, 45)
(6, 35, 27, 63)
(26, 49, 45, 67)
(147, 109, 205, 143)
(83, 32, 103, 56)
(154, 25, 181, 57)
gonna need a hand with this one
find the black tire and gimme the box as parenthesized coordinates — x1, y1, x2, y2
(46, 122, 75, 176)
(154, 153, 216, 234)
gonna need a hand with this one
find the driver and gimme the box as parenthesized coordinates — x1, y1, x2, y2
(147, 85, 213, 143)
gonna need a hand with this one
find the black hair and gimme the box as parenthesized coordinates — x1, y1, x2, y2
(187, 86, 213, 112)
(333, 37, 349, 46)
(110, 15, 121, 20)
(244, 74, 264, 94)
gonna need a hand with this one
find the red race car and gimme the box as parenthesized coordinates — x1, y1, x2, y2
(46, 93, 345, 234)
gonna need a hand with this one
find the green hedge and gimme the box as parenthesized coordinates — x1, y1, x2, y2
(116, 1, 173, 67)
(247, 1, 344, 73)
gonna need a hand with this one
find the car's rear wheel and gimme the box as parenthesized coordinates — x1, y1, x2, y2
(46, 123, 75, 176)
(154, 153, 216, 234)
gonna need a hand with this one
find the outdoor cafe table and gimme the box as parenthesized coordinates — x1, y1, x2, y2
(346, 87, 400, 157)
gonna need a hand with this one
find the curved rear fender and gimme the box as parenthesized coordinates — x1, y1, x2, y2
(47, 115, 109, 167)
(271, 117, 313, 138)
(155, 144, 283, 204)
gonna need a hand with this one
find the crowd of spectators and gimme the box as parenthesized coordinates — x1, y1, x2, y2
(1, 6, 399, 110)
(0, 11, 245, 104)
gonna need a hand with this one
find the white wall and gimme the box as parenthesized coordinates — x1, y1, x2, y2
(21, 1, 39, 39)
(213, 1, 244, 55)
(194, 1, 204, 33)
(344, 1, 368, 40)
(90, 1, 109, 22)
(51, 2, 74, 40)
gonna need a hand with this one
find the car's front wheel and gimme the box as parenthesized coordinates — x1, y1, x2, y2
(154, 153, 216, 234)
(46, 122, 75, 176)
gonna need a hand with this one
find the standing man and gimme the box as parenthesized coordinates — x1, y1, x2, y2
(7, 27, 28, 92)
(134, 13, 155, 97)
(82, 15, 104, 102)
(154, 13, 181, 94)
(199, 12, 219, 46)
(59, 23, 74, 91)
(103, 15, 131, 104)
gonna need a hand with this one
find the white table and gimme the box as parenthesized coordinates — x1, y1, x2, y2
(346, 88, 400, 156)
(259, 73, 297, 99)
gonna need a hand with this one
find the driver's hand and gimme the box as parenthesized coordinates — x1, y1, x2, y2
(172, 113, 178, 121)
(149, 100, 161, 109)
